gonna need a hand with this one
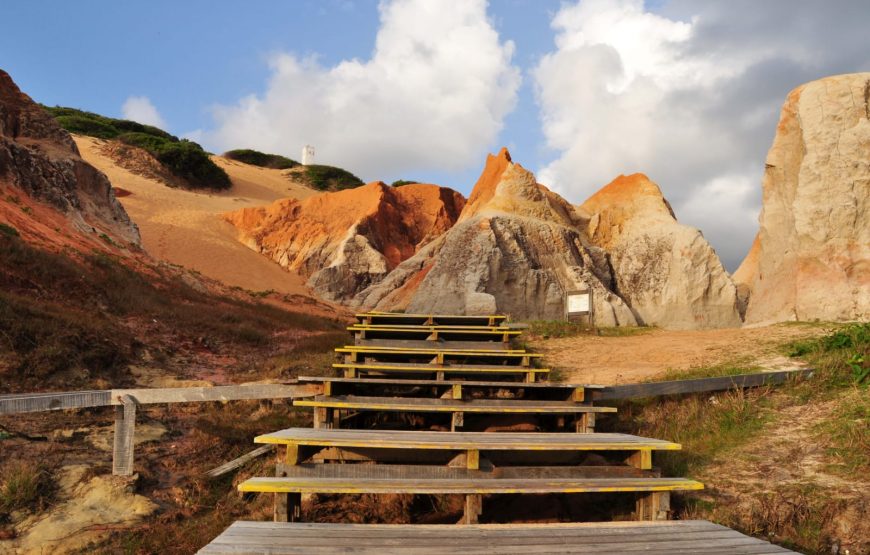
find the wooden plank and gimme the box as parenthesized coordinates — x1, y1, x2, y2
(254, 428, 683, 451)
(111, 383, 321, 405)
(349, 324, 515, 331)
(333, 363, 549, 375)
(206, 445, 275, 478)
(594, 369, 813, 400)
(274, 463, 655, 480)
(238, 475, 703, 494)
(355, 339, 513, 351)
(294, 396, 616, 414)
(0, 390, 111, 414)
(298, 376, 601, 389)
(112, 394, 136, 476)
(337, 346, 533, 355)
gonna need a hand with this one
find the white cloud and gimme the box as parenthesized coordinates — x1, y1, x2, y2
(533, 0, 870, 269)
(121, 96, 167, 129)
(205, 0, 520, 179)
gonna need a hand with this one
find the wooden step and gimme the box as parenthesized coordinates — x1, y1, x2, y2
(295, 396, 614, 431)
(199, 520, 799, 554)
(356, 313, 508, 326)
(350, 328, 521, 343)
(255, 429, 680, 468)
(298, 376, 600, 402)
(350, 324, 514, 331)
(337, 349, 543, 368)
(354, 339, 515, 351)
(295, 396, 613, 414)
(239, 474, 702, 495)
(332, 362, 549, 382)
(338, 345, 531, 355)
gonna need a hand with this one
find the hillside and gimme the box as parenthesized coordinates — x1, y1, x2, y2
(73, 135, 329, 300)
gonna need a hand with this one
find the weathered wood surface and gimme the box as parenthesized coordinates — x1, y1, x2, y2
(334, 362, 547, 373)
(275, 463, 654, 480)
(337, 346, 533, 355)
(0, 384, 320, 415)
(198, 520, 798, 554)
(355, 339, 513, 351)
(594, 369, 813, 400)
(238, 475, 703, 494)
(355, 313, 508, 326)
(294, 395, 615, 414)
(0, 390, 111, 414)
(112, 394, 137, 476)
(298, 377, 600, 389)
(349, 324, 515, 332)
(254, 428, 681, 451)
(111, 383, 321, 405)
(206, 445, 276, 478)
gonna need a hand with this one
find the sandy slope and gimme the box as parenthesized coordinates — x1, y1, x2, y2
(531, 324, 822, 384)
(74, 136, 318, 296)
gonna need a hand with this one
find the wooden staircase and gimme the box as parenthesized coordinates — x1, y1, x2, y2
(200, 312, 798, 553)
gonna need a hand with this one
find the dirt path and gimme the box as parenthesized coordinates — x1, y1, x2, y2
(531, 324, 827, 385)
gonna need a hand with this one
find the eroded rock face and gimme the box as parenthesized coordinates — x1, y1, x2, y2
(0, 70, 140, 244)
(580, 173, 742, 329)
(223, 181, 465, 301)
(356, 149, 638, 325)
(738, 74, 870, 323)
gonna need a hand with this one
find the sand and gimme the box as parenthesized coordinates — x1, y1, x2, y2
(531, 324, 823, 385)
(74, 136, 318, 296)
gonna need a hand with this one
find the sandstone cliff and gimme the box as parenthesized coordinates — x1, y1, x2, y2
(737, 73, 870, 323)
(223, 181, 465, 301)
(0, 70, 139, 245)
(580, 174, 742, 329)
(355, 148, 638, 325)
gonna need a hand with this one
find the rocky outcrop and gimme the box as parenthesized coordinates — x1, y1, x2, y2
(737, 74, 870, 323)
(0, 70, 139, 244)
(223, 181, 465, 301)
(579, 174, 742, 329)
(356, 148, 638, 325)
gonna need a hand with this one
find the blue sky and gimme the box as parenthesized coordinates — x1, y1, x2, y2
(2, 1, 868, 269)
(1, 0, 561, 192)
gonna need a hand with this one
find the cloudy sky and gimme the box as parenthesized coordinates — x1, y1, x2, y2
(3, 0, 869, 269)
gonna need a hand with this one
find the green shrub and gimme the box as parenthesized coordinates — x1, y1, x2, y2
(223, 149, 299, 169)
(787, 323, 870, 386)
(304, 164, 364, 191)
(391, 179, 418, 187)
(0, 223, 19, 237)
(44, 106, 231, 190)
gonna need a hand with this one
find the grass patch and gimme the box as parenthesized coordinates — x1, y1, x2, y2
(657, 357, 764, 381)
(223, 149, 299, 169)
(812, 388, 869, 477)
(303, 164, 365, 191)
(612, 388, 770, 477)
(43, 106, 230, 190)
(0, 459, 56, 521)
(785, 322, 869, 390)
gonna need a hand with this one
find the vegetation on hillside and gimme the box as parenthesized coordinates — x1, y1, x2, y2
(43, 106, 231, 190)
(303, 164, 365, 191)
(391, 179, 418, 187)
(0, 230, 343, 392)
(608, 323, 869, 554)
(223, 149, 299, 169)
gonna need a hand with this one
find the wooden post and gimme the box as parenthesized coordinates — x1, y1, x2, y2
(452, 384, 463, 400)
(451, 412, 464, 432)
(112, 394, 137, 476)
(462, 494, 483, 524)
(466, 449, 480, 470)
(275, 444, 303, 522)
(636, 491, 670, 521)
(627, 449, 652, 470)
(313, 407, 328, 429)
(576, 413, 596, 434)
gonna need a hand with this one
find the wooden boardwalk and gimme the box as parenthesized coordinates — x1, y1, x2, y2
(200, 521, 797, 554)
(200, 312, 797, 554)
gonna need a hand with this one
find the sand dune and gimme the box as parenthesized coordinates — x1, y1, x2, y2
(74, 136, 318, 296)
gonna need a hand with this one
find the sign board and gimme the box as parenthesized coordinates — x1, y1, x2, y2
(565, 288, 594, 328)
(566, 292, 590, 314)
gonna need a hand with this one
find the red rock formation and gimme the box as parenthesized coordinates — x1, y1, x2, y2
(223, 181, 465, 300)
(0, 69, 139, 245)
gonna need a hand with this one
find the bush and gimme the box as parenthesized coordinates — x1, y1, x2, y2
(44, 106, 230, 190)
(391, 180, 418, 187)
(223, 149, 299, 169)
(0, 460, 55, 519)
(0, 223, 18, 237)
(304, 164, 365, 191)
